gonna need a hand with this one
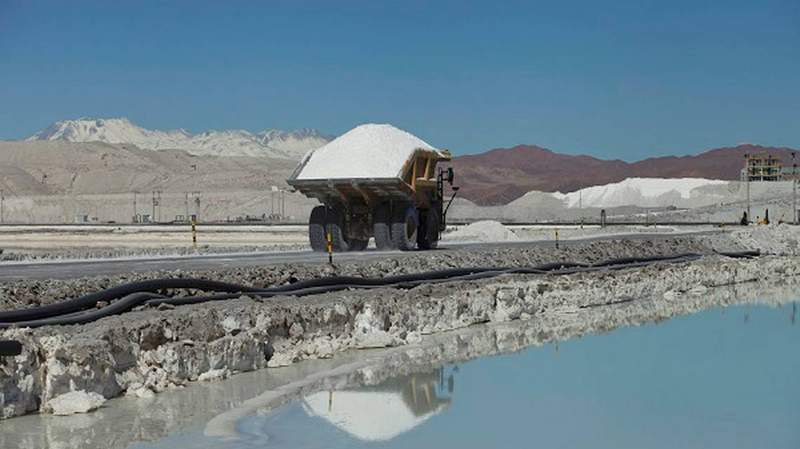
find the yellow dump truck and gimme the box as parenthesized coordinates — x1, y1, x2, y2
(287, 124, 456, 251)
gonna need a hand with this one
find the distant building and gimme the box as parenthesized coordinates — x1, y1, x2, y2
(741, 153, 783, 181)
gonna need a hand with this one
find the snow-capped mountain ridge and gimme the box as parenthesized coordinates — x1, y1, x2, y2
(26, 118, 331, 159)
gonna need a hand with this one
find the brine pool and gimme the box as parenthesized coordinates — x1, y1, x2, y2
(132, 301, 799, 449)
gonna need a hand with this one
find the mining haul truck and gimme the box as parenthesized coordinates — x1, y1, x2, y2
(287, 124, 457, 251)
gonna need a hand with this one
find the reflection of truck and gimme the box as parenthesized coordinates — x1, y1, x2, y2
(287, 124, 457, 251)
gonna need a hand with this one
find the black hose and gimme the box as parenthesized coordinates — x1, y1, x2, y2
(716, 250, 760, 258)
(0, 293, 164, 329)
(0, 250, 758, 329)
(0, 340, 22, 356)
(149, 253, 704, 307)
(0, 264, 595, 323)
(0, 279, 262, 323)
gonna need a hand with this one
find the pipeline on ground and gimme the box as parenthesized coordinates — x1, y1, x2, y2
(0, 339, 22, 357)
(0, 250, 759, 331)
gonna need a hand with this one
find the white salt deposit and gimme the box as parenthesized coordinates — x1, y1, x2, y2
(47, 390, 106, 415)
(198, 368, 231, 382)
(728, 224, 800, 256)
(295, 124, 443, 180)
(557, 177, 729, 208)
(445, 220, 519, 242)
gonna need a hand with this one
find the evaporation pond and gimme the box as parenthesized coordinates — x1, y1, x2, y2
(135, 302, 800, 449)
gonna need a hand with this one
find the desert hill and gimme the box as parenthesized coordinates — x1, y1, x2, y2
(0, 140, 296, 197)
(451, 144, 798, 205)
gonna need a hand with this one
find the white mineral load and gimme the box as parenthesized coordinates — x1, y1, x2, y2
(295, 124, 443, 180)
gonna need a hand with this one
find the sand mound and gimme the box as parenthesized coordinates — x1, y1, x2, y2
(445, 220, 519, 242)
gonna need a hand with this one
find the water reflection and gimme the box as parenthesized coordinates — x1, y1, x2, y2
(2, 278, 799, 449)
(300, 367, 455, 442)
(231, 301, 800, 449)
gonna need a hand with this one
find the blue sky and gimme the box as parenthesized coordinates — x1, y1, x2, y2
(1, 0, 798, 159)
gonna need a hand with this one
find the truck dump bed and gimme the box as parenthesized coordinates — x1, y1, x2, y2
(287, 124, 450, 203)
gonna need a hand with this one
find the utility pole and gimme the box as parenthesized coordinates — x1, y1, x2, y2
(0, 189, 4, 224)
(152, 190, 162, 223)
(793, 152, 797, 225)
(271, 186, 278, 217)
(280, 188, 285, 219)
(152, 191, 157, 223)
(132, 191, 138, 223)
(744, 153, 751, 222)
(184, 192, 190, 222)
(192, 191, 201, 221)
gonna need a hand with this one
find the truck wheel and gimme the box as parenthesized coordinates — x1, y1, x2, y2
(326, 206, 350, 252)
(309, 205, 350, 252)
(418, 209, 439, 250)
(373, 203, 394, 250)
(309, 206, 327, 252)
(349, 239, 368, 251)
(391, 205, 418, 251)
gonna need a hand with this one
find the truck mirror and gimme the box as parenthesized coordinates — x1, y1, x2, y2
(447, 167, 455, 184)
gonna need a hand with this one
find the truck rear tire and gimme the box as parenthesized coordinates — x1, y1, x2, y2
(327, 206, 350, 252)
(309, 206, 328, 252)
(391, 205, 418, 251)
(349, 239, 368, 251)
(309, 205, 350, 252)
(373, 203, 394, 250)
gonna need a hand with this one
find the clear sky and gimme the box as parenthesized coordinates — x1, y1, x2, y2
(1, 0, 798, 159)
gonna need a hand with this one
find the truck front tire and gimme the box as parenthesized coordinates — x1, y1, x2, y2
(418, 209, 439, 250)
(391, 205, 418, 251)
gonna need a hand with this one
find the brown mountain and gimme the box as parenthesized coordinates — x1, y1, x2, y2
(451, 144, 798, 205)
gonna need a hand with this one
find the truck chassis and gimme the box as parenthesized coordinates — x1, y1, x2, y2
(288, 150, 456, 251)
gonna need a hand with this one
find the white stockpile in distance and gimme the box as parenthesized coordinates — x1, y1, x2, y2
(445, 220, 519, 242)
(553, 177, 730, 208)
(295, 124, 443, 180)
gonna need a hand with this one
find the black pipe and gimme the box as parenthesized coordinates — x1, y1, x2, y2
(0, 279, 263, 323)
(0, 293, 164, 329)
(716, 250, 760, 258)
(149, 254, 703, 308)
(0, 250, 758, 329)
(0, 340, 22, 356)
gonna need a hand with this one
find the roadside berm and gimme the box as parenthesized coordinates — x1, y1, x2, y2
(1, 225, 799, 419)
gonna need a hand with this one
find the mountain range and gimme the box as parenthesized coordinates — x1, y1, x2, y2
(26, 118, 331, 159)
(451, 143, 799, 205)
(0, 140, 298, 197)
(17, 118, 799, 205)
